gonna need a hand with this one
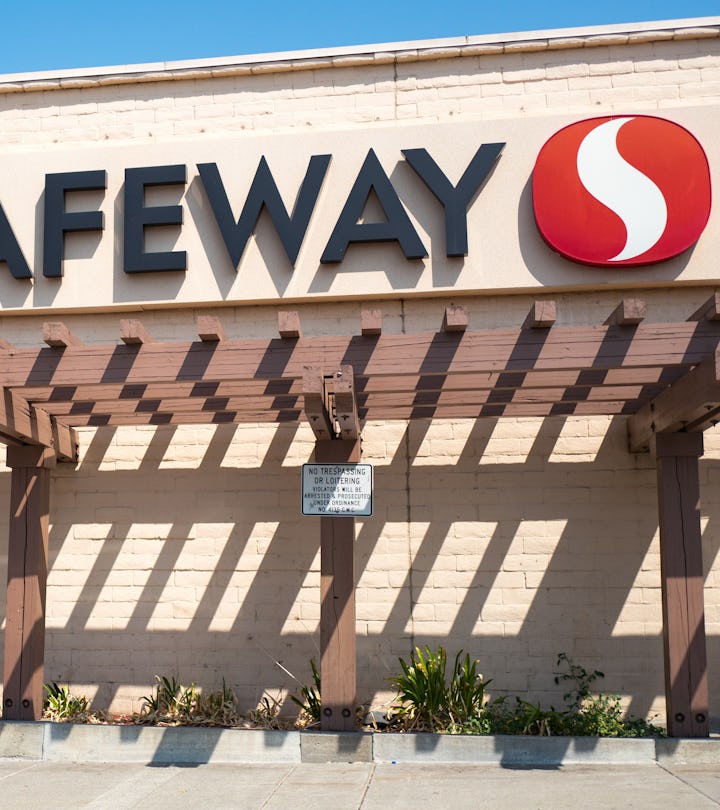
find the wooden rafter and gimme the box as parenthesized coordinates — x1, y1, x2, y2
(524, 300, 556, 329)
(43, 322, 82, 348)
(361, 309, 382, 336)
(278, 310, 302, 339)
(442, 305, 468, 333)
(605, 298, 646, 326)
(627, 349, 720, 452)
(0, 388, 77, 462)
(0, 310, 713, 452)
(197, 316, 225, 342)
(689, 292, 720, 322)
(2, 322, 719, 389)
(120, 319, 155, 345)
(10, 365, 684, 408)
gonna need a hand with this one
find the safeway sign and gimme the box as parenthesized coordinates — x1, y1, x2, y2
(302, 464, 373, 517)
(532, 115, 712, 267)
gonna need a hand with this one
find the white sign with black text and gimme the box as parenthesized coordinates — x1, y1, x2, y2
(301, 463, 373, 517)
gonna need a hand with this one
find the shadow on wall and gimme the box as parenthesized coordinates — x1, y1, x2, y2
(0, 415, 718, 721)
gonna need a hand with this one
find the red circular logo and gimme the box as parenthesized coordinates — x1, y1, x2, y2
(532, 116, 712, 267)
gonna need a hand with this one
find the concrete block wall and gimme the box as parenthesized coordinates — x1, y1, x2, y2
(0, 25, 718, 145)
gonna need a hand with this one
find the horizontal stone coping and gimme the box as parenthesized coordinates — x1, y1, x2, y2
(0, 722, 719, 765)
(0, 17, 718, 94)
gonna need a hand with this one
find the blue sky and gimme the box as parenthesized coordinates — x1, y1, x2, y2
(2, 2, 719, 75)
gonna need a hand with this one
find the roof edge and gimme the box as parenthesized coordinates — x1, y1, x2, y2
(0, 16, 718, 93)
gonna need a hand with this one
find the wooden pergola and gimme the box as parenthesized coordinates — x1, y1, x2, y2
(2, 295, 720, 736)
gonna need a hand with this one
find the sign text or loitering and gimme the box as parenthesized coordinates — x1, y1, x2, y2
(302, 463, 373, 517)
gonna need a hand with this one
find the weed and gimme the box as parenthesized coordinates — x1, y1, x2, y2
(136, 675, 241, 727)
(554, 652, 603, 711)
(192, 680, 242, 727)
(553, 653, 664, 737)
(43, 683, 91, 723)
(249, 692, 283, 729)
(290, 659, 322, 725)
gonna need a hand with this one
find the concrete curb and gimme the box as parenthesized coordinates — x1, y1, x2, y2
(1, 722, 719, 765)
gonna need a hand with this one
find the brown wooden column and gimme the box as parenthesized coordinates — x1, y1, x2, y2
(316, 438, 359, 731)
(655, 432, 709, 737)
(3, 446, 54, 721)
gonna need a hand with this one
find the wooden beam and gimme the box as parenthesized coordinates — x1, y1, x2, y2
(332, 366, 359, 441)
(43, 322, 82, 348)
(628, 350, 720, 452)
(361, 309, 382, 336)
(655, 432, 709, 737)
(278, 311, 302, 339)
(689, 292, 720, 322)
(11, 365, 687, 408)
(2, 322, 720, 390)
(303, 367, 334, 440)
(0, 389, 53, 449)
(442, 305, 468, 333)
(120, 319, 154, 345)
(606, 298, 646, 326)
(523, 300, 556, 329)
(34, 399, 638, 427)
(317, 438, 359, 732)
(3, 445, 54, 721)
(36, 384, 661, 420)
(50, 420, 79, 463)
(197, 316, 225, 342)
(0, 389, 76, 461)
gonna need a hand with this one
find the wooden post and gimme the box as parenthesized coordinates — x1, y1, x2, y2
(655, 433, 709, 737)
(316, 438, 359, 731)
(3, 445, 54, 721)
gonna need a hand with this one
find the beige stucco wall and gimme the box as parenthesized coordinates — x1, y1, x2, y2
(0, 20, 719, 721)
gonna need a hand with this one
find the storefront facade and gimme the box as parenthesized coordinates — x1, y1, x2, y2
(0, 17, 720, 733)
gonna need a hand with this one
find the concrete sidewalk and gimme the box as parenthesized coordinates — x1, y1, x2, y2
(0, 760, 719, 809)
(2, 722, 720, 808)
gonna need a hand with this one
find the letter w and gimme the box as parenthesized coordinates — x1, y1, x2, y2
(198, 154, 331, 268)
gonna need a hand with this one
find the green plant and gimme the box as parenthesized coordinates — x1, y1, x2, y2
(389, 645, 449, 730)
(43, 683, 90, 723)
(553, 653, 664, 738)
(485, 696, 570, 736)
(136, 675, 242, 727)
(290, 659, 322, 724)
(449, 651, 491, 723)
(386, 650, 665, 737)
(140, 675, 188, 717)
(554, 652, 604, 711)
(389, 646, 490, 732)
